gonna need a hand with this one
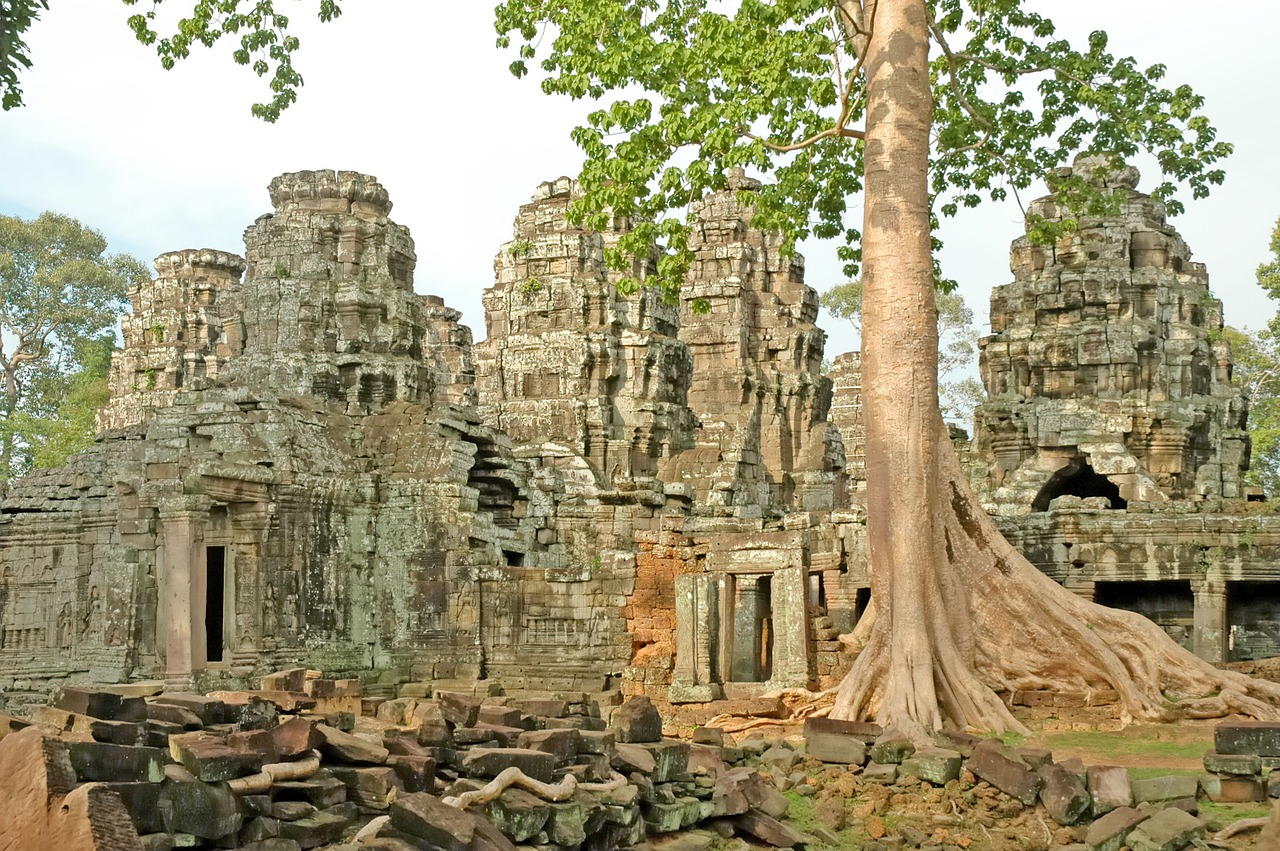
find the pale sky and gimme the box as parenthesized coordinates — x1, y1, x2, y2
(2, 1, 1277, 361)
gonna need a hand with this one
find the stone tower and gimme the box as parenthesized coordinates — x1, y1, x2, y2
(665, 170, 845, 516)
(974, 155, 1249, 514)
(475, 177, 697, 489)
(98, 249, 245, 431)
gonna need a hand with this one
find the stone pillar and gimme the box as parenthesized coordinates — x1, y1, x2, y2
(669, 573, 721, 703)
(1193, 582, 1227, 663)
(230, 503, 270, 664)
(731, 576, 765, 682)
(159, 502, 208, 689)
(769, 565, 811, 687)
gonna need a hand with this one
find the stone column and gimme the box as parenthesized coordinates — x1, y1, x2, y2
(159, 500, 209, 689)
(229, 503, 270, 664)
(731, 576, 765, 682)
(1193, 581, 1227, 663)
(670, 573, 720, 703)
(770, 566, 811, 687)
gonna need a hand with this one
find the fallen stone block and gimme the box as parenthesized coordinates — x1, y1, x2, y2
(241, 840, 303, 851)
(732, 809, 806, 847)
(387, 753, 436, 793)
(52, 687, 147, 723)
(868, 733, 915, 765)
(1130, 774, 1198, 806)
(642, 741, 691, 782)
(170, 731, 264, 781)
(1038, 763, 1090, 825)
(1084, 806, 1149, 851)
(692, 727, 724, 748)
(99, 781, 165, 834)
(1202, 750, 1262, 775)
(577, 729, 616, 756)
(278, 809, 351, 849)
(514, 699, 569, 719)
(437, 692, 482, 728)
(518, 728, 580, 765)
(390, 792, 477, 851)
(317, 724, 389, 764)
(966, 741, 1040, 805)
(67, 741, 166, 783)
(1214, 721, 1280, 757)
(802, 717, 869, 765)
(477, 705, 522, 728)
(210, 690, 315, 713)
(1087, 765, 1132, 816)
(899, 747, 962, 786)
(149, 693, 230, 726)
(273, 776, 348, 808)
(260, 669, 308, 692)
(270, 716, 323, 759)
(462, 747, 556, 783)
(144, 702, 203, 729)
(932, 729, 980, 756)
(271, 801, 317, 821)
(862, 762, 898, 784)
(32, 706, 145, 745)
(158, 777, 243, 839)
(611, 696, 664, 743)
(329, 765, 402, 809)
(1205, 774, 1265, 803)
(613, 742, 658, 774)
(1124, 806, 1204, 851)
(484, 787, 550, 842)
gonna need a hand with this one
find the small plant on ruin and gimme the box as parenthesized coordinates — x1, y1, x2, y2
(508, 240, 535, 258)
(150, 323, 165, 344)
(144, 368, 157, 390)
(274, 261, 289, 278)
(518, 276, 545, 296)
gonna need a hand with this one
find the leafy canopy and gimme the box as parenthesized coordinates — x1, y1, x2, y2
(492, 0, 1230, 305)
(0, 0, 49, 109)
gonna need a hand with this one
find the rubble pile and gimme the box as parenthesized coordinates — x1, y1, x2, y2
(0, 675, 804, 851)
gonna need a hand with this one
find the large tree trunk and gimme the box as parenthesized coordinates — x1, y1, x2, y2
(831, 0, 1280, 741)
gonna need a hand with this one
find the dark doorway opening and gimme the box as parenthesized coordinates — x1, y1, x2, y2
(1032, 457, 1127, 511)
(1227, 581, 1280, 662)
(206, 546, 226, 663)
(1095, 579, 1193, 649)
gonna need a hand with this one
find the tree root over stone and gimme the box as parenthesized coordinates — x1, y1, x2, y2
(830, 420, 1280, 744)
(442, 768, 629, 809)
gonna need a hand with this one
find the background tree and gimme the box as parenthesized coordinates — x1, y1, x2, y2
(822, 279, 983, 427)
(0, 212, 146, 485)
(1223, 325, 1280, 497)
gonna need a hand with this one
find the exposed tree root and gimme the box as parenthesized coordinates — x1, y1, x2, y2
(226, 750, 321, 795)
(830, 419, 1280, 743)
(1213, 806, 1276, 841)
(443, 768, 628, 809)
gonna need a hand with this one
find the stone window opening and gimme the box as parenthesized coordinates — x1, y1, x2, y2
(205, 545, 227, 664)
(1095, 579, 1192, 649)
(1031, 456, 1128, 511)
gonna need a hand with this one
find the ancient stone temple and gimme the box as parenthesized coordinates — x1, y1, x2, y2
(2, 158, 1278, 715)
(969, 155, 1280, 663)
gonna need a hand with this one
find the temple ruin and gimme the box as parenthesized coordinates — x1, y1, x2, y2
(1, 156, 1278, 712)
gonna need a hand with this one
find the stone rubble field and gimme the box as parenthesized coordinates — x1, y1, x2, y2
(0, 671, 1277, 850)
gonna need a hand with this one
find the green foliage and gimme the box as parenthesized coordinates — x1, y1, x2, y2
(150, 323, 165, 343)
(274, 261, 289, 278)
(508, 240, 535, 257)
(517, 276, 545, 295)
(121, 0, 343, 121)
(0, 0, 49, 110)
(1258, 216, 1280, 302)
(17, 336, 114, 472)
(0, 212, 145, 483)
(1223, 326, 1280, 496)
(493, 0, 1230, 306)
(820, 280, 983, 426)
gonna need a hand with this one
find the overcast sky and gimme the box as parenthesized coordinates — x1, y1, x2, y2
(2, 1, 1277, 360)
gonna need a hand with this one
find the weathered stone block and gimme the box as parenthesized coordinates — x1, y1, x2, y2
(317, 724, 388, 765)
(1130, 774, 1198, 806)
(1202, 750, 1262, 775)
(1124, 807, 1204, 851)
(1038, 763, 1090, 825)
(899, 747, 962, 786)
(611, 696, 663, 743)
(1084, 807, 1149, 851)
(67, 742, 166, 783)
(1087, 765, 1132, 816)
(1214, 721, 1280, 756)
(462, 747, 556, 783)
(966, 741, 1040, 805)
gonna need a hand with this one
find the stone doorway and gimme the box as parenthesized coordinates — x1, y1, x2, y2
(205, 546, 227, 664)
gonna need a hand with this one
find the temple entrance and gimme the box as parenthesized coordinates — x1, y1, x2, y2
(1032, 457, 1128, 511)
(730, 575, 773, 682)
(205, 546, 226, 664)
(1227, 581, 1280, 661)
(1095, 579, 1193, 648)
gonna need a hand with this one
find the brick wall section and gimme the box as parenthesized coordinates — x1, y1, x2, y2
(621, 528, 696, 700)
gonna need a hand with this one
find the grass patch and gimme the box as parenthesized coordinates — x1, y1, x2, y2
(781, 791, 863, 851)
(1031, 729, 1206, 762)
(1126, 766, 1200, 780)
(1199, 800, 1274, 825)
